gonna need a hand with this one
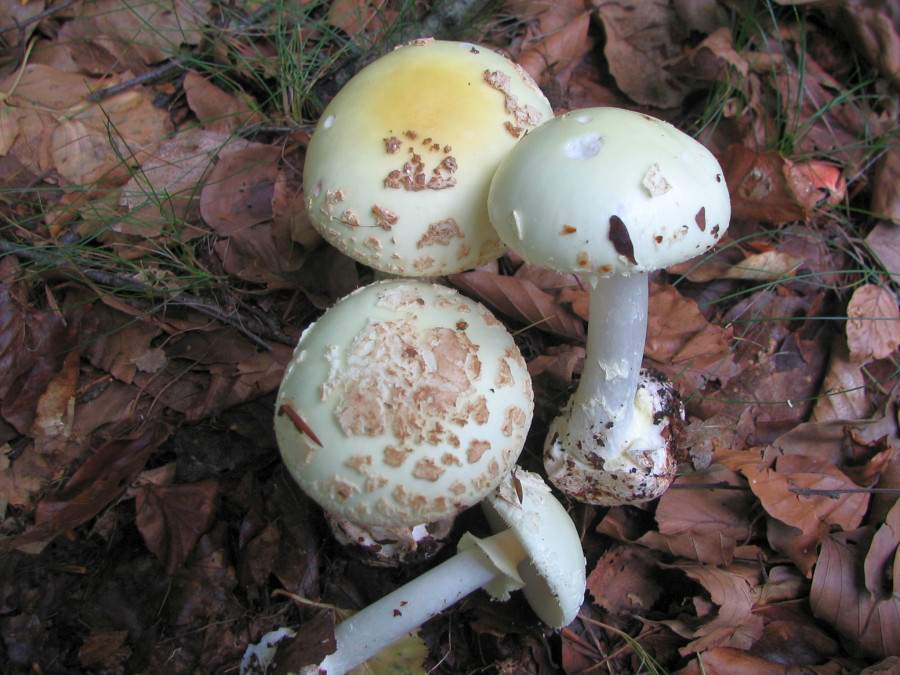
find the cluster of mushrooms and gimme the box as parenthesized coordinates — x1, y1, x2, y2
(242, 38, 731, 675)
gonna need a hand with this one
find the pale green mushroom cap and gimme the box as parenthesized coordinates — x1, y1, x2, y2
(274, 280, 534, 529)
(488, 107, 731, 278)
(303, 38, 553, 277)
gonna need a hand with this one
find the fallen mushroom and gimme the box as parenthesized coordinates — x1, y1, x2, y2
(274, 279, 534, 564)
(487, 108, 731, 505)
(303, 37, 553, 277)
(241, 469, 586, 675)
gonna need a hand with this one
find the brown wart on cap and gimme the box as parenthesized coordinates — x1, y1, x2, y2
(487, 107, 731, 506)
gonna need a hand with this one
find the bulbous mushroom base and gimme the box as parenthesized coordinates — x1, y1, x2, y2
(326, 513, 456, 567)
(543, 369, 684, 506)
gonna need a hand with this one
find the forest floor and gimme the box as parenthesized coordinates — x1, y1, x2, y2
(1, 0, 900, 673)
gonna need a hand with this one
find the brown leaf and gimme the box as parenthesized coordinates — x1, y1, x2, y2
(743, 456, 869, 539)
(594, 0, 690, 108)
(515, 4, 593, 89)
(199, 143, 281, 236)
(866, 222, 900, 276)
(448, 269, 586, 341)
(3, 424, 170, 554)
(721, 144, 838, 222)
(117, 129, 246, 236)
(846, 283, 900, 363)
(811, 529, 900, 659)
(822, 1, 900, 90)
(667, 563, 763, 654)
(655, 466, 755, 541)
(871, 148, 900, 222)
(646, 283, 737, 395)
(135, 478, 220, 574)
(183, 72, 264, 135)
(587, 545, 661, 615)
(721, 250, 804, 281)
(864, 500, 900, 601)
(57, 0, 209, 68)
(673, 647, 804, 675)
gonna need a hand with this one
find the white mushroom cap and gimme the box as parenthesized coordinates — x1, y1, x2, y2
(274, 280, 534, 530)
(460, 468, 586, 628)
(488, 107, 730, 277)
(303, 38, 553, 277)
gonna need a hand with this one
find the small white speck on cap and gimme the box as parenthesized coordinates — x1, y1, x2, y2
(563, 133, 603, 160)
(323, 114, 336, 130)
(511, 210, 524, 240)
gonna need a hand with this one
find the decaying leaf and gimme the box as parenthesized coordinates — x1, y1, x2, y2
(587, 545, 662, 615)
(449, 269, 586, 341)
(811, 522, 900, 659)
(721, 144, 844, 222)
(593, 0, 690, 108)
(846, 283, 900, 363)
(135, 478, 220, 574)
(743, 456, 870, 540)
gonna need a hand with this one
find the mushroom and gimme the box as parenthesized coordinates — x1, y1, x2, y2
(274, 279, 534, 564)
(242, 469, 586, 675)
(487, 107, 731, 505)
(302, 37, 553, 277)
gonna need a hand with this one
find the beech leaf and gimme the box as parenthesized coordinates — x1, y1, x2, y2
(136, 479, 221, 574)
(846, 283, 900, 363)
(811, 530, 900, 659)
(448, 270, 586, 341)
(743, 457, 869, 539)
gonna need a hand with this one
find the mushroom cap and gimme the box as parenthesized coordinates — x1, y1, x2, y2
(303, 38, 553, 277)
(488, 107, 731, 277)
(274, 280, 534, 529)
(462, 469, 586, 628)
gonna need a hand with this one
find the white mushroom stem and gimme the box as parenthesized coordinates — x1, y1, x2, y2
(317, 528, 527, 675)
(560, 273, 649, 458)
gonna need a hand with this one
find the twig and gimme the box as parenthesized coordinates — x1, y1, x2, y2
(789, 487, 900, 498)
(0, 240, 296, 348)
(668, 481, 751, 490)
(0, 0, 80, 36)
(85, 56, 191, 102)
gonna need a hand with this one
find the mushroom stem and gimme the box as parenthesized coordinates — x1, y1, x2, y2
(318, 528, 527, 675)
(562, 273, 649, 457)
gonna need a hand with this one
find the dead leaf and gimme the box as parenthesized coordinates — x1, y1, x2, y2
(867, 221, 900, 276)
(587, 545, 662, 615)
(871, 148, 900, 222)
(199, 143, 281, 235)
(58, 0, 210, 69)
(448, 269, 586, 341)
(2, 424, 170, 554)
(811, 527, 900, 659)
(822, 1, 900, 90)
(593, 0, 690, 108)
(666, 563, 763, 654)
(135, 478, 220, 574)
(846, 283, 900, 363)
(645, 283, 737, 395)
(812, 339, 876, 422)
(721, 144, 839, 222)
(514, 3, 593, 90)
(118, 129, 247, 236)
(743, 456, 869, 540)
(721, 250, 804, 281)
(183, 71, 264, 135)
(864, 499, 900, 601)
